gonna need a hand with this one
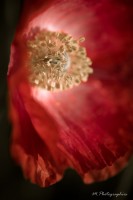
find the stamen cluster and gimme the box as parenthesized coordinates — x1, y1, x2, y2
(27, 30, 93, 91)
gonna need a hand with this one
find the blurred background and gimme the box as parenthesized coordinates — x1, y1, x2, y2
(0, 0, 133, 200)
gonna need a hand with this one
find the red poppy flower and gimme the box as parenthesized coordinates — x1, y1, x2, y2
(8, 0, 133, 187)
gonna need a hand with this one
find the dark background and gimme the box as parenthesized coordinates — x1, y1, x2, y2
(0, 1, 133, 200)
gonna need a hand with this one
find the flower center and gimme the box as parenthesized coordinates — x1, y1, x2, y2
(27, 29, 93, 91)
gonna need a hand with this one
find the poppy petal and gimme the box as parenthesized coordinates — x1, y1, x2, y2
(10, 90, 62, 187)
(17, 77, 133, 182)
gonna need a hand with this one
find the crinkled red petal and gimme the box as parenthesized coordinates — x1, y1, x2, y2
(20, 78, 132, 181)
(9, 89, 64, 187)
